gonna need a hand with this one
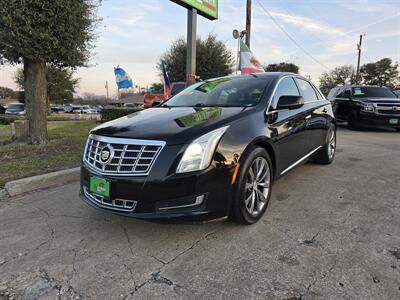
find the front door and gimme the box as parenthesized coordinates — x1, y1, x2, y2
(267, 77, 310, 175)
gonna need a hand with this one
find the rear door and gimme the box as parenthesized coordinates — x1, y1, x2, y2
(267, 76, 310, 175)
(295, 78, 329, 151)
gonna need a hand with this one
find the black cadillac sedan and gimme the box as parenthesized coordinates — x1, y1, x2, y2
(80, 73, 336, 224)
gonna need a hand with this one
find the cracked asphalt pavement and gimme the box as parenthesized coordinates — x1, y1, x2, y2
(1, 128, 399, 299)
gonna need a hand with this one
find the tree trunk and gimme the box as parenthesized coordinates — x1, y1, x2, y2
(24, 60, 48, 144)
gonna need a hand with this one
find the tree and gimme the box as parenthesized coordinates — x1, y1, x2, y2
(264, 62, 299, 74)
(0, 0, 99, 144)
(0, 86, 18, 99)
(319, 65, 356, 96)
(158, 34, 235, 83)
(15, 66, 79, 104)
(360, 58, 399, 88)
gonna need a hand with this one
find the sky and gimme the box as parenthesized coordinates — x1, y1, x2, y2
(0, 0, 399, 97)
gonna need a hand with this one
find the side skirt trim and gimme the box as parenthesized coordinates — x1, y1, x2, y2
(280, 146, 322, 176)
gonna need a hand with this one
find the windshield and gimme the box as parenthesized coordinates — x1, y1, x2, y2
(8, 104, 24, 110)
(163, 77, 270, 107)
(352, 87, 397, 98)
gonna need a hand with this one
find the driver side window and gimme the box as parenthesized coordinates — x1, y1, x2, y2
(271, 77, 300, 109)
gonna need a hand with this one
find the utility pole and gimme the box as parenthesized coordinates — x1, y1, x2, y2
(245, 0, 252, 48)
(356, 34, 364, 84)
(186, 8, 197, 86)
(105, 81, 109, 100)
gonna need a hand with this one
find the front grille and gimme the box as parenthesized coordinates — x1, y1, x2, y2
(84, 134, 165, 176)
(83, 186, 137, 212)
(377, 109, 400, 115)
(375, 103, 400, 116)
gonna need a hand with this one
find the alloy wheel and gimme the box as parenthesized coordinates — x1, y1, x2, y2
(328, 128, 336, 159)
(244, 157, 270, 216)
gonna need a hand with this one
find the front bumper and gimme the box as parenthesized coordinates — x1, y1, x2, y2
(358, 112, 400, 129)
(79, 161, 233, 221)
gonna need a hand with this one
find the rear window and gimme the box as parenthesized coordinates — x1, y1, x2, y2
(8, 104, 24, 110)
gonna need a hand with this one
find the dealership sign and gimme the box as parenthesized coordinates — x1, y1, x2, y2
(171, 0, 218, 20)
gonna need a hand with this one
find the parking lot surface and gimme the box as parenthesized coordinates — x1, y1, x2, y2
(0, 128, 399, 299)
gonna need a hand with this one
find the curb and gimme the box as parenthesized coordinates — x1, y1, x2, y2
(4, 167, 80, 197)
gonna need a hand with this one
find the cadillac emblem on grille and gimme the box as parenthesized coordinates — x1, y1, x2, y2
(100, 146, 113, 164)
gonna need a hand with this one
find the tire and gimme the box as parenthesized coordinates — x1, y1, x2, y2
(230, 147, 273, 225)
(313, 124, 336, 165)
(347, 113, 358, 130)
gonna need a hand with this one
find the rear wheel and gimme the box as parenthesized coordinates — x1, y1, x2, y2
(313, 124, 336, 165)
(231, 147, 272, 225)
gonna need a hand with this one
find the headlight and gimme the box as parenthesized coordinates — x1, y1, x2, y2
(362, 103, 375, 112)
(176, 126, 229, 173)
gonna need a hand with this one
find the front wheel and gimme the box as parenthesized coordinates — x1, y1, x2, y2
(313, 124, 336, 164)
(231, 147, 273, 225)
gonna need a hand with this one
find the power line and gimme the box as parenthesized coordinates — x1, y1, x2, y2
(255, 0, 330, 70)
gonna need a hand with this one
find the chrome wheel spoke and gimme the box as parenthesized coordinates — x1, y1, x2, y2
(245, 191, 253, 205)
(256, 159, 266, 180)
(248, 190, 255, 213)
(258, 180, 269, 188)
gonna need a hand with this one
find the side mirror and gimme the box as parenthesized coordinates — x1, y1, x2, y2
(276, 95, 304, 110)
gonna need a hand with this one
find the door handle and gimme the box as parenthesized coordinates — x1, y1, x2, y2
(305, 115, 312, 120)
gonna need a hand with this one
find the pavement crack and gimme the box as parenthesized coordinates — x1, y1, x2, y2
(301, 256, 337, 297)
(150, 271, 174, 286)
(155, 230, 218, 266)
(120, 223, 135, 258)
(122, 230, 218, 299)
(302, 232, 320, 246)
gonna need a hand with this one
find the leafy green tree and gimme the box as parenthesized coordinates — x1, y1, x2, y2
(319, 65, 356, 96)
(360, 58, 399, 87)
(15, 66, 79, 104)
(264, 62, 299, 74)
(0, 86, 18, 99)
(150, 82, 164, 93)
(158, 34, 235, 83)
(0, 0, 99, 144)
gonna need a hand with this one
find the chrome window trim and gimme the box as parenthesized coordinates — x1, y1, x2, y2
(266, 75, 327, 114)
(83, 134, 166, 177)
(280, 146, 322, 176)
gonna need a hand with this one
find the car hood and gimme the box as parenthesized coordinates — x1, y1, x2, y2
(91, 106, 250, 145)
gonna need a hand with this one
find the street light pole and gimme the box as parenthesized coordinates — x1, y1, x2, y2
(186, 8, 197, 86)
(356, 34, 364, 84)
(246, 0, 252, 48)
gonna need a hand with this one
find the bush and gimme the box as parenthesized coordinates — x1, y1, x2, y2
(0, 115, 18, 125)
(47, 116, 71, 122)
(101, 108, 142, 122)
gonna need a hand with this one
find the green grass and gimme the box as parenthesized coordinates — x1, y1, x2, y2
(0, 121, 96, 187)
(0, 124, 12, 144)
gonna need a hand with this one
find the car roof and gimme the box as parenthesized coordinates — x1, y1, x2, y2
(334, 84, 390, 89)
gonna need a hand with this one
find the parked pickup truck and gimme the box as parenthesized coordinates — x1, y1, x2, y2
(143, 82, 186, 108)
